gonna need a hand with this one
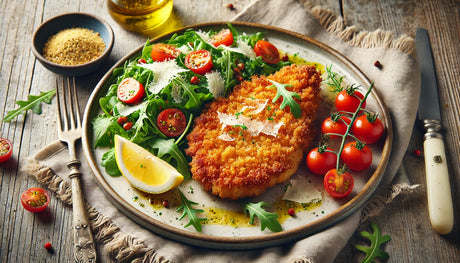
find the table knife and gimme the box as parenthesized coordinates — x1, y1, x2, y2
(415, 28, 454, 234)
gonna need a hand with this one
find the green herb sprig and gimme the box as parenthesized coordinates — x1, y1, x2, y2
(3, 90, 56, 122)
(354, 221, 391, 263)
(243, 201, 282, 232)
(176, 189, 206, 232)
(268, 79, 302, 118)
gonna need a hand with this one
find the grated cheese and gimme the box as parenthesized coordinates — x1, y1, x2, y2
(205, 71, 225, 98)
(140, 60, 187, 94)
(217, 111, 283, 137)
(221, 39, 256, 58)
(116, 100, 147, 116)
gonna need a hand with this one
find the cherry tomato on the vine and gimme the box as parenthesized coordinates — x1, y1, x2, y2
(210, 29, 234, 47)
(306, 146, 337, 175)
(335, 88, 366, 113)
(185, 50, 213, 75)
(341, 141, 372, 171)
(323, 169, 354, 198)
(0, 138, 13, 163)
(321, 114, 351, 139)
(150, 43, 180, 62)
(253, 40, 280, 64)
(157, 108, 187, 137)
(21, 187, 50, 213)
(117, 78, 145, 104)
(352, 114, 384, 144)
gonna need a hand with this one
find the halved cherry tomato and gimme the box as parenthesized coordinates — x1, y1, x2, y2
(151, 43, 180, 62)
(306, 146, 337, 175)
(21, 187, 50, 213)
(321, 114, 351, 139)
(253, 40, 280, 64)
(324, 169, 354, 198)
(335, 88, 366, 113)
(0, 138, 13, 163)
(185, 50, 213, 75)
(117, 78, 145, 104)
(341, 141, 373, 171)
(352, 114, 384, 144)
(210, 29, 234, 47)
(157, 108, 187, 137)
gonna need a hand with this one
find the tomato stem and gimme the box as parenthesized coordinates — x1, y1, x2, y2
(335, 83, 374, 170)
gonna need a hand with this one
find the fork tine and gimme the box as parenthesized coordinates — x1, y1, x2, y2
(71, 77, 81, 128)
(66, 77, 76, 130)
(61, 77, 70, 131)
(55, 78, 63, 132)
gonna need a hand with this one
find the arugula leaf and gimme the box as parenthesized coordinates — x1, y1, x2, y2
(354, 221, 391, 263)
(243, 201, 282, 232)
(92, 115, 128, 148)
(149, 138, 191, 179)
(171, 77, 213, 112)
(3, 90, 56, 122)
(268, 79, 302, 118)
(176, 189, 206, 232)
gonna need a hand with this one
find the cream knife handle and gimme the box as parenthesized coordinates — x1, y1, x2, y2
(424, 135, 454, 234)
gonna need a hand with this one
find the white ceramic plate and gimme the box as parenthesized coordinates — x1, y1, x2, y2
(82, 22, 392, 250)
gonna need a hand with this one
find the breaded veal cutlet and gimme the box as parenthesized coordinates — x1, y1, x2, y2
(186, 64, 322, 200)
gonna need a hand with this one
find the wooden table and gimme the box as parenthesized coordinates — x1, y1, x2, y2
(1, 0, 458, 262)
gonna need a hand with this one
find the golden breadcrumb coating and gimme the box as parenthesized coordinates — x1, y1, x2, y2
(186, 64, 322, 199)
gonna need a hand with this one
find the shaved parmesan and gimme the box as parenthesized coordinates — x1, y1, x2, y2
(217, 111, 283, 137)
(205, 71, 225, 98)
(140, 60, 188, 94)
(283, 176, 322, 203)
(116, 100, 147, 116)
(221, 39, 256, 58)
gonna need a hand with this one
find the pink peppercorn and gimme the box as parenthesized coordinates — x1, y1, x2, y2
(288, 208, 295, 216)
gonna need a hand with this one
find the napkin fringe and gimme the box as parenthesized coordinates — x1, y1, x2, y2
(22, 157, 169, 263)
(308, 4, 415, 57)
(360, 183, 420, 222)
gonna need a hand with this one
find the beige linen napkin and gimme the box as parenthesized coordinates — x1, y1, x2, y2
(22, 1, 420, 262)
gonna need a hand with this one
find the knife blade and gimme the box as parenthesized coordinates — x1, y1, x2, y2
(415, 28, 453, 234)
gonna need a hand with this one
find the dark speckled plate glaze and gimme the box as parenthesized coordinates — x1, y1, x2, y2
(82, 22, 392, 250)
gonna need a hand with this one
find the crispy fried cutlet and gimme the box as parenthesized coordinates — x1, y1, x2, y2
(185, 64, 322, 200)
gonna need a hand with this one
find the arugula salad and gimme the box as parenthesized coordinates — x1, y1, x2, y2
(92, 24, 292, 179)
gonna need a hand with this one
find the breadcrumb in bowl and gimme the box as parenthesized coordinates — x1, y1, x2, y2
(32, 13, 114, 76)
(186, 64, 322, 200)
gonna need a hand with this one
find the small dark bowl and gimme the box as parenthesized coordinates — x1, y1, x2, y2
(32, 13, 114, 76)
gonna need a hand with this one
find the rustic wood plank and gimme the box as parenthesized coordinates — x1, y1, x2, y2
(337, 0, 460, 262)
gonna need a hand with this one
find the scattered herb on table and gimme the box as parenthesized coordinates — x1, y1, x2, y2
(3, 90, 56, 122)
(354, 221, 391, 263)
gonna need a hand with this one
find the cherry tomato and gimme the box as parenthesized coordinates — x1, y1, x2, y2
(323, 169, 354, 198)
(0, 138, 13, 163)
(335, 89, 366, 113)
(137, 58, 147, 64)
(190, 76, 200, 85)
(150, 43, 180, 62)
(321, 115, 351, 138)
(210, 29, 234, 46)
(117, 78, 145, 104)
(306, 146, 337, 175)
(185, 50, 213, 75)
(253, 40, 280, 64)
(157, 108, 187, 137)
(352, 114, 384, 144)
(21, 187, 50, 213)
(341, 141, 373, 171)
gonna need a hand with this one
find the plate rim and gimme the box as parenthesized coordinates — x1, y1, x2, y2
(82, 21, 393, 250)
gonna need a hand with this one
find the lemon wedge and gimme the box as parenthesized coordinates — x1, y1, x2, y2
(114, 135, 184, 194)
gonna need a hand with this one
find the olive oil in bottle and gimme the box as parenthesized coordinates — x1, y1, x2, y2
(107, 0, 173, 33)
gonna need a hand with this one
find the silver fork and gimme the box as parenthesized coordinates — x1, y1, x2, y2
(56, 77, 97, 263)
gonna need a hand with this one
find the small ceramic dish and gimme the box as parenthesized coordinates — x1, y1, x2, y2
(32, 13, 114, 76)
